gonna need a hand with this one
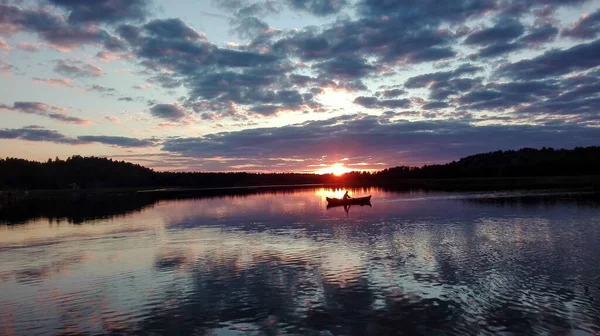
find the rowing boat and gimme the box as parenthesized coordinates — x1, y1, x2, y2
(325, 195, 371, 206)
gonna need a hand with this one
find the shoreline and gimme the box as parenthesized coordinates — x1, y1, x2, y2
(1, 175, 598, 201)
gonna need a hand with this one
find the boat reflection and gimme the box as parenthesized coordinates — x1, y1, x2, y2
(326, 203, 372, 213)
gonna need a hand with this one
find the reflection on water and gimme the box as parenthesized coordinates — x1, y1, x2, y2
(1, 187, 600, 335)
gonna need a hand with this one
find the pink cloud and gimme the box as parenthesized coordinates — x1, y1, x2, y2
(104, 116, 120, 123)
(0, 38, 10, 50)
(17, 42, 41, 52)
(32, 78, 74, 88)
(0, 24, 20, 37)
(95, 51, 132, 62)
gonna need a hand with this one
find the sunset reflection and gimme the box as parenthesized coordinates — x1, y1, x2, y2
(1, 188, 600, 335)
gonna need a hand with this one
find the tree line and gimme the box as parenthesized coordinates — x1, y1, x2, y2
(1, 146, 599, 190)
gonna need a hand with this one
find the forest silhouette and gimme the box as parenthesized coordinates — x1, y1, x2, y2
(1, 146, 599, 191)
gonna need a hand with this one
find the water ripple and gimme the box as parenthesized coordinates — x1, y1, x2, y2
(1, 189, 600, 335)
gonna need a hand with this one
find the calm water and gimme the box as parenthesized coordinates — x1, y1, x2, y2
(1, 187, 600, 336)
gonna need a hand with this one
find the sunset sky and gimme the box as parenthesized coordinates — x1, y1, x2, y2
(1, 0, 600, 173)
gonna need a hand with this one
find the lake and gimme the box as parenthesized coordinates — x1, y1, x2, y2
(1, 187, 600, 335)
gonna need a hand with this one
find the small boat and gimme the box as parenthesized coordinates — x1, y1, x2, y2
(326, 195, 371, 206)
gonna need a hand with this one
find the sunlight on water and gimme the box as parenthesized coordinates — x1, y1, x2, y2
(1, 187, 600, 335)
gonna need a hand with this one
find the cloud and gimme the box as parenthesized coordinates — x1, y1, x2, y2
(463, 18, 525, 46)
(422, 101, 450, 110)
(9, 101, 65, 114)
(377, 89, 406, 98)
(353, 96, 412, 109)
(0, 101, 90, 125)
(0, 37, 10, 50)
(0, 4, 125, 51)
(16, 42, 41, 52)
(0, 127, 156, 147)
(429, 77, 482, 100)
(144, 18, 204, 40)
(475, 41, 524, 58)
(54, 59, 105, 77)
(0, 126, 83, 144)
(32, 77, 74, 88)
(96, 51, 131, 62)
(561, 9, 600, 40)
(76, 136, 155, 147)
(520, 24, 558, 44)
(404, 64, 482, 88)
(104, 116, 120, 123)
(161, 113, 600, 168)
(497, 38, 600, 80)
(150, 103, 188, 121)
(87, 84, 116, 93)
(0, 60, 14, 74)
(313, 55, 376, 79)
(286, 0, 347, 16)
(47, 0, 149, 24)
(230, 17, 270, 39)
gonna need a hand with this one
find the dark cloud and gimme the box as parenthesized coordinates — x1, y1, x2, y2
(215, 0, 345, 18)
(150, 103, 188, 121)
(313, 55, 376, 79)
(454, 79, 587, 113)
(561, 8, 600, 40)
(464, 18, 525, 46)
(378, 89, 406, 98)
(161, 113, 600, 166)
(422, 101, 450, 110)
(405, 64, 482, 89)
(0, 127, 82, 144)
(511, 75, 600, 117)
(430, 78, 482, 100)
(48, 0, 149, 24)
(148, 73, 182, 88)
(144, 18, 203, 40)
(470, 24, 559, 59)
(357, 0, 496, 26)
(520, 24, 558, 44)
(87, 84, 116, 93)
(409, 47, 456, 63)
(54, 59, 105, 77)
(1, 101, 90, 125)
(0, 4, 125, 51)
(116, 24, 141, 43)
(76, 136, 155, 147)
(272, 18, 457, 67)
(286, 0, 347, 16)
(219, 0, 281, 17)
(231, 17, 270, 39)
(497, 38, 600, 80)
(353, 97, 411, 109)
(0, 126, 156, 147)
(475, 41, 523, 58)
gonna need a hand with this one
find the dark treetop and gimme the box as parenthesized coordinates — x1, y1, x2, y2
(0, 146, 599, 190)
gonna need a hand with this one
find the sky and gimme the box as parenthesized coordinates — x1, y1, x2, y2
(1, 0, 600, 173)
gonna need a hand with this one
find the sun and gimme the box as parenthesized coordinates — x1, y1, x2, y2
(331, 164, 346, 176)
(330, 163, 351, 176)
(315, 163, 352, 175)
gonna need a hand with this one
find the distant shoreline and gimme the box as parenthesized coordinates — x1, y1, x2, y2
(3, 175, 599, 202)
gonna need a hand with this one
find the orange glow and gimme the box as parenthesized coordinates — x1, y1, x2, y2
(317, 163, 351, 175)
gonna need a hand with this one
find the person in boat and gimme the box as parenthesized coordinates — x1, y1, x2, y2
(343, 191, 352, 200)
